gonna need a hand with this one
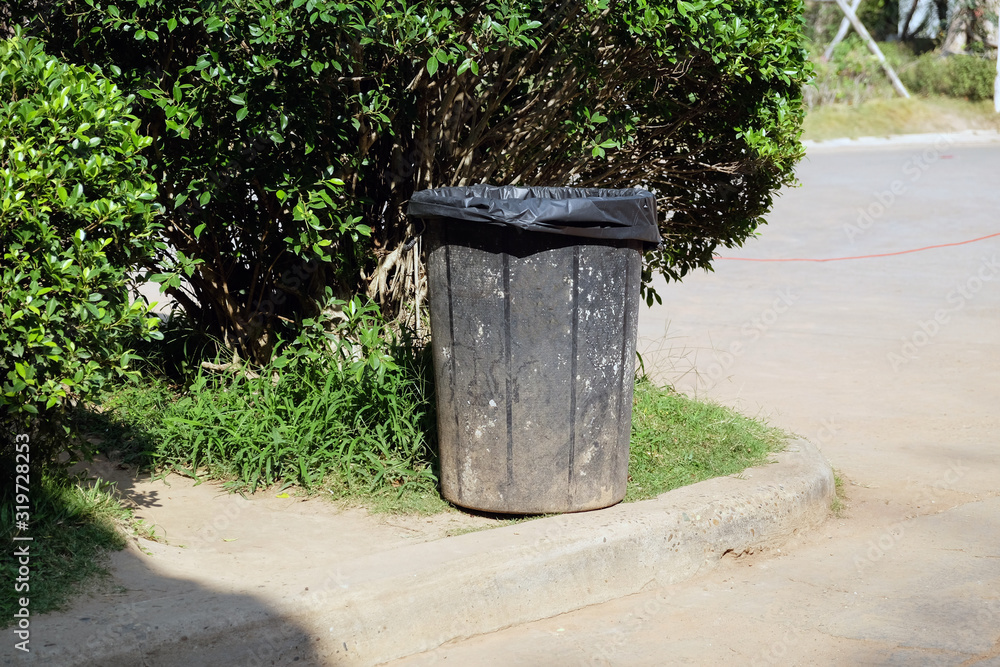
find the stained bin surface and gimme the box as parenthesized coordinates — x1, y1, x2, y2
(408, 186, 659, 514)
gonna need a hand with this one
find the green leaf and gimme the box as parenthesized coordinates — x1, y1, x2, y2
(4, 0, 812, 406)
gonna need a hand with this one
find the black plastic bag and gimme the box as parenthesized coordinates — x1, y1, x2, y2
(407, 185, 660, 246)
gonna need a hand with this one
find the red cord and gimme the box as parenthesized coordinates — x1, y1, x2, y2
(714, 231, 1000, 263)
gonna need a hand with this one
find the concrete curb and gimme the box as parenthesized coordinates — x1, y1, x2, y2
(24, 438, 833, 666)
(803, 129, 1000, 151)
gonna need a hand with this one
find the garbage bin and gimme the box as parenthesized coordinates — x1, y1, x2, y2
(408, 186, 660, 514)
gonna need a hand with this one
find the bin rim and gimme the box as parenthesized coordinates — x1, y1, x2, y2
(406, 185, 661, 246)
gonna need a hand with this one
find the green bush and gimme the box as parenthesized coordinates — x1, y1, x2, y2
(0, 33, 161, 478)
(22, 0, 811, 358)
(804, 35, 903, 107)
(92, 297, 437, 497)
(901, 52, 997, 101)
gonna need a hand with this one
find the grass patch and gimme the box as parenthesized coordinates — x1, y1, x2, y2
(0, 472, 144, 628)
(84, 348, 438, 506)
(82, 297, 440, 506)
(804, 95, 1000, 141)
(625, 378, 788, 502)
(831, 469, 847, 518)
(84, 373, 788, 512)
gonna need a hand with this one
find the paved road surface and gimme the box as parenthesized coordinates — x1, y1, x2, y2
(392, 141, 1000, 665)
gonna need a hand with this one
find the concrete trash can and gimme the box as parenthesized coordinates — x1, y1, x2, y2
(408, 186, 660, 514)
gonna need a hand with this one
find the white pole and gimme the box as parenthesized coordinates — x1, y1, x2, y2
(834, 0, 911, 98)
(824, 0, 863, 60)
(995, 13, 1000, 112)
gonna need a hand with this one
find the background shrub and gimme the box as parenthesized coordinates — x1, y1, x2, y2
(17, 0, 811, 361)
(805, 34, 903, 107)
(0, 33, 161, 485)
(901, 52, 997, 100)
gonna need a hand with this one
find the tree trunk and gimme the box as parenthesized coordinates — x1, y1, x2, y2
(900, 0, 920, 40)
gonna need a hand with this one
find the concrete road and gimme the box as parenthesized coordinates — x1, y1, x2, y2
(392, 140, 1000, 665)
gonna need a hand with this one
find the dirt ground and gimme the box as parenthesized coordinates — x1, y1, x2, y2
(79, 455, 512, 599)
